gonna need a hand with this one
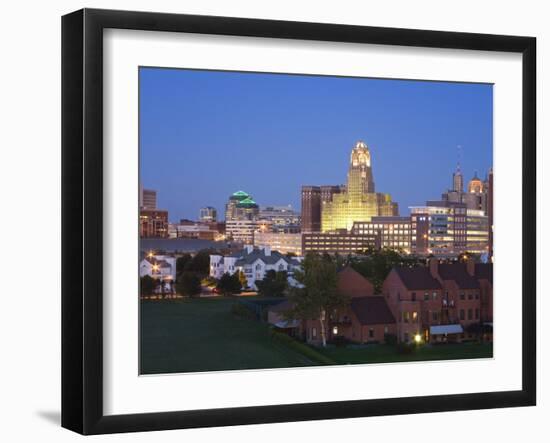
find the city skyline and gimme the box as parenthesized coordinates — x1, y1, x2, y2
(140, 67, 493, 222)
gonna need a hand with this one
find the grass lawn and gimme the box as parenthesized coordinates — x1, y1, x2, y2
(141, 297, 493, 374)
(140, 297, 315, 374)
(318, 342, 493, 365)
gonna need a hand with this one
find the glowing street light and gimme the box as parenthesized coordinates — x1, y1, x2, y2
(414, 333, 422, 344)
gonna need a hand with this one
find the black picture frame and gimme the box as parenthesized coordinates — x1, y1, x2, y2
(62, 8, 536, 435)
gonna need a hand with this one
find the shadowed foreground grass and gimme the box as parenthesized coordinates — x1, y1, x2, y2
(140, 297, 314, 374)
(318, 342, 493, 365)
(140, 297, 493, 374)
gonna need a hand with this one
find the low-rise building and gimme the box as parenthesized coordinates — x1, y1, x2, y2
(254, 232, 303, 256)
(410, 201, 489, 257)
(352, 216, 411, 253)
(302, 230, 379, 255)
(139, 209, 168, 238)
(225, 219, 258, 244)
(270, 267, 396, 345)
(139, 253, 176, 294)
(209, 245, 301, 290)
(382, 259, 493, 343)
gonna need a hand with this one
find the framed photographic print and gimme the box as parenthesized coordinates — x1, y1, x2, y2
(61, 8, 536, 435)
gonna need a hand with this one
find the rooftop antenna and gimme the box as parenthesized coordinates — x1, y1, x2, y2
(457, 144, 463, 173)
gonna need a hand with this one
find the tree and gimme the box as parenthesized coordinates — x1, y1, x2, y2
(176, 253, 192, 277)
(140, 275, 156, 297)
(176, 271, 202, 297)
(238, 270, 248, 290)
(216, 272, 242, 296)
(285, 254, 349, 347)
(255, 270, 288, 297)
(185, 250, 211, 277)
(351, 248, 423, 293)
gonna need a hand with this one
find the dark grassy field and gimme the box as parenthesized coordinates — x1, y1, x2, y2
(318, 342, 493, 365)
(140, 297, 315, 374)
(140, 297, 493, 374)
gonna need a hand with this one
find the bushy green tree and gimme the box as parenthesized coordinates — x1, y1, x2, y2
(185, 250, 211, 276)
(285, 254, 349, 347)
(140, 275, 157, 297)
(176, 271, 202, 297)
(351, 248, 423, 293)
(255, 270, 288, 297)
(216, 272, 242, 296)
(176, 253, 192, 277)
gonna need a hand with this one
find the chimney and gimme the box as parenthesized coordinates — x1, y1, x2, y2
(263, 245, 271, 256)
(429, 258, 439, 279)
(244, 245, 253, 254)
(466, 258, 475, 276)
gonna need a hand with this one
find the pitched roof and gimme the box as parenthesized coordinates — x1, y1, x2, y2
(475, 263, 493, 284)
(268, 299, 294, 313)
(393, 267, 442, 290)
(234, 249, 294, 266)
(438, 263, 480, 289)
(350, 296, 396, 325)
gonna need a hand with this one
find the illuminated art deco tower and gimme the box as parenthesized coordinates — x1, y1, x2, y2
(321, 141, 398, 232)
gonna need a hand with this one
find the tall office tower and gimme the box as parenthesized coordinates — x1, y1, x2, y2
(463, 172, 488, 213)
(301, 186, 321, 233)
(487, 168, 493, 259)
(224, 190, 260, 243)
(225, 190, 259, 221)
(452, 163, 464, 193)
(139, 186, 157, 210)
(321, 140, 398, 232)
(200, 206, 217, 222)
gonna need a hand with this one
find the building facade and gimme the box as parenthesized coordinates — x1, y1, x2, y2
(258, 205, 301, 233)
(225, 219, 258, 244)
(321, 141, 398, 232)
(254, 231, 303, 256)
(139, 209, 168, 238)
(351, 216, 412, 253)
(199, 206, 217, 222)
(302, 230, 379, 254)
(300, 186, 321, 233)
(382, 259, 493, 343)
(410, 201, 488, 257)
(139, 186, 157, 210)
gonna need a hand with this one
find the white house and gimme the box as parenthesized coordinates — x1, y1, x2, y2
(209, 245, 301, 290)
(140, 254, 177, 285)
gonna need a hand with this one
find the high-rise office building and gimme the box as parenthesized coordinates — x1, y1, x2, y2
(410, 200, 488, 257)
(352, 216, 412, 253)
(487, 168, 493, 259)
(301, 186, 321, 233)
(224, 190, 260, 243)
(200, 206, 217, 222)
(139, 186, 157, 210)
(321, 141, 398, 231)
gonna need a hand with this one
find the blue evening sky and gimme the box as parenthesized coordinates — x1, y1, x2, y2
(139, 67, 492, 222)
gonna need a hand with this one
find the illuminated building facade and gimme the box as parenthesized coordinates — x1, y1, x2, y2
(321, 141, 398, 232)
(301, 185, 343, 233)
(258, 205, 301, 233)
(139, 185, 157, 210)
(302, 230, 379, 254)
(199, 206, 217, 222)
(410, 201, 488, 257)
(225, 190, 260, 242)
(225, 191, 259, 221)
(351, 216, 412, 253)
(254, 231, 303, 256)
(139, 209, 168, 238)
